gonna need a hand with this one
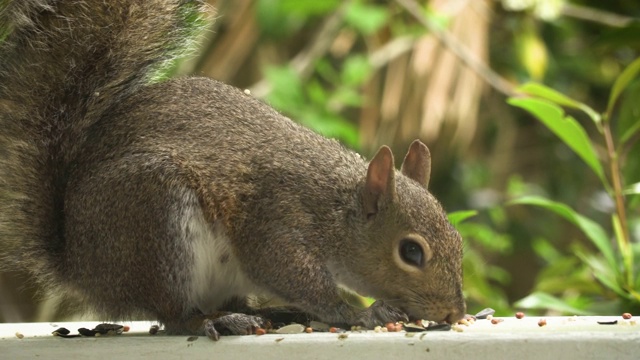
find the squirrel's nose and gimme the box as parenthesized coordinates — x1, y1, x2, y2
(442, 305, 466, 324)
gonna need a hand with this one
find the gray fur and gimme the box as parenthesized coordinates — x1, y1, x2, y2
(0, 0, 465, 334)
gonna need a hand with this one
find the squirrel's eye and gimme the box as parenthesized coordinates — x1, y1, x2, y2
(400, 239, 424, 267)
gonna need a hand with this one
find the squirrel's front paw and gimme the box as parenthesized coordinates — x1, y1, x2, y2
(203, 313, 264, 341)
(357, 300, 408, 328)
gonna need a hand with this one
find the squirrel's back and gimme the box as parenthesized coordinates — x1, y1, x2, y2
(0, 0, 208, 281)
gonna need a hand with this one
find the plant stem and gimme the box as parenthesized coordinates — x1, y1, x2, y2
(603, 122, 633, 284)
(561, 4, 633, 28)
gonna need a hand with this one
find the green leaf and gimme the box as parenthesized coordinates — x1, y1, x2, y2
(341, 55, 372, 87)
(256, 0, 305, 39)
(620, 120, 640, 147)
(345, 2, 388, 35)
(576, 252, 629, 300)
(518, 82, 601, 124)
(508, 97, 608, 188)
(447, 210, 478, 225)
(306, 80, 329, 107)
(264, 65, 305, 111)
(300, 113, 359, 148)
(280, 0, 341, 16)
(624, 182, 640, 195)
(607, 57, 640, 119)
(514, 292, 593, 315)
(458, 222, 512, 253)
(331, 87, 365, 107)
(487, 265, 511, 285)
(316, 59, 340, 84)
(531, 237, 562, 262)
(508, 196, 617, 269)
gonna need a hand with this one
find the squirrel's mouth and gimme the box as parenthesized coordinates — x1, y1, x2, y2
(398, 302, 465, 324)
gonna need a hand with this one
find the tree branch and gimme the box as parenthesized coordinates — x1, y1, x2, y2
(561, 3, 635, 28)
(394, 0, 516, 97)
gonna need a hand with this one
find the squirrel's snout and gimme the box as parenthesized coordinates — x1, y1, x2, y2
(431, 303, 466, 324)
(443, 309, 465, 324)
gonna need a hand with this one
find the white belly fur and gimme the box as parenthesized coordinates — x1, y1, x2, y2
(184, 191, 258, 314)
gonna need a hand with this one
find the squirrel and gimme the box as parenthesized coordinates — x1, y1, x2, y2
(0, 0, 465, 339)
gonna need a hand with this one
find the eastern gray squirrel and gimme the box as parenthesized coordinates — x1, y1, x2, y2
(0, 0, 465, 339)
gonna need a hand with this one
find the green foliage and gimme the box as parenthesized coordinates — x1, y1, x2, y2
(447, 210, 478, 225)
(259, 1, 396, 148)
(264, 64, 360, 147)
(607, 57, 640, 119)
(277, 0, 341, 15)
(509, 196, 615, 267)
(515, 292, 593, 316)
(507, 57, 640, 313)
(449, 210, 513, 315)
(508, 93, 607, 188)
(256, 0, 341, 38)
(344, 2, 388, 35)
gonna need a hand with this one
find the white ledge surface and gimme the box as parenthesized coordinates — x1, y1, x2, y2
(2, 316, 639, 359)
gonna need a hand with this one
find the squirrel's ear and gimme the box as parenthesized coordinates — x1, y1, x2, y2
(400, 140, 431, 189)
(363, 145, 396, 218)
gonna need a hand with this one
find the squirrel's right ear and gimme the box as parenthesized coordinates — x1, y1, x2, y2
(363, 146, 396, 219)
(400, 140, 431, 189)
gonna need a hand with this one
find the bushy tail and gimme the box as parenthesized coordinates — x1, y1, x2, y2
(0, 0, 208, 279)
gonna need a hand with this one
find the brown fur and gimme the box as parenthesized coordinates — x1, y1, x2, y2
(0, 0, 465, 333)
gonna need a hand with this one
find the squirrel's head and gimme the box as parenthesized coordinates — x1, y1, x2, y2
(341, 140, 465, 323)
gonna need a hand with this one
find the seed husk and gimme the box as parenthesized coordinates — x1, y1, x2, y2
(94, 323, 124, 335)
(310, 321, 330, 332)
(475, 308, 496, 319)
(78, 328, 98, 337)
(52, 327, 71, 336)
(403, 323, 427, 332)
(426, 323, 451, 331)
(275, 324, 305, 334)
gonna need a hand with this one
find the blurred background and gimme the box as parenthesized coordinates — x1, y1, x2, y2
(1, 0, 639, 322)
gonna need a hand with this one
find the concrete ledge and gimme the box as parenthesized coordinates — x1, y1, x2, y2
(2, 316, 639, 359)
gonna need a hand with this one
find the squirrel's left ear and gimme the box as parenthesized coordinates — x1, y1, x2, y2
(363, 145, 396, 218)
(401, 140, 431, 189)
